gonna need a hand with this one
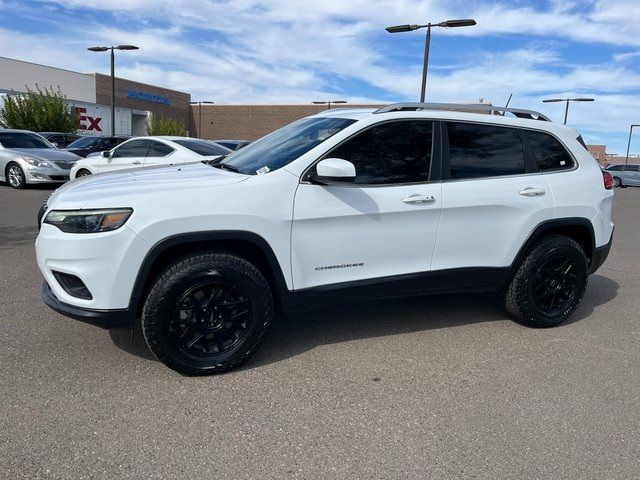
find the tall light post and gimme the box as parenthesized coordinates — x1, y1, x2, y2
(312, 100, 347, 110)
(88, 44, 140, 135)
(385, 19, 476, 102)
(624, 124, 640, 164)
(190, 101, 215, 138)
(542, 97, 594, 125)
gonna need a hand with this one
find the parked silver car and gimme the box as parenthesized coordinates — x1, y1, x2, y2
(604, 163, 640, 188)
(0, 129, 81, 189)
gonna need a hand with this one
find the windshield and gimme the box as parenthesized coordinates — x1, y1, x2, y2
(174, 139, 232, 156)
(0, 132, 53, 149)
(222, 117, 357, 175)
(67, 136, 101, 148)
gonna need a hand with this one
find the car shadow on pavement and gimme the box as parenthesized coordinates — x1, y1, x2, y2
(0, 222, 37, 250)
(108, 274, 619, 370)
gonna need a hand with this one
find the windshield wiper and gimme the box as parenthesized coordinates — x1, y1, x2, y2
(203, 154, 228, 166)
(219, 162, 239, 172)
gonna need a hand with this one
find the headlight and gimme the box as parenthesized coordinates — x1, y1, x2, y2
(43, 208, 133, 233)
(22, 156, 52, 168)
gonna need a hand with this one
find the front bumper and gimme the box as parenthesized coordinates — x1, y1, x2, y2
(41, 282, 135, 328)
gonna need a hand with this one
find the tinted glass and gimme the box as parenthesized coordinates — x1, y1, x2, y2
(223, 117, 356, 175)
(524, 130, 573, 171)
(99, 138, 118, 149)
(146, 141, 175, 157)
(0, 132, 52, 149)
(174, 139, 231, 156)
(447, 123, 524, 179)
(67, 136, 100, 148)
(112, 140, 150, 158)
(325, 120, 432, 184)
(607, 165, 624, 171)
(626, 165, 640, 172)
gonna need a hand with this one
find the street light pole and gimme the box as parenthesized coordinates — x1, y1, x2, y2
(542, 97, 594, 125)
(385, 19, 476, 102)
(190, 101, 214, 138)
(625, 125, 640, 164)
(312, 100, 347, 110)
(88, 44, 140, 136)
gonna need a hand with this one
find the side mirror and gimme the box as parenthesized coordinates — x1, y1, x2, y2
(310, 158, 356, 184)
(101, 150, 111, 159)
(51, 142, 59, 148)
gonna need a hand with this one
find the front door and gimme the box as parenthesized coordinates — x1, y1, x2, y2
(291, 120, 442, 292)
(98, 139, 150, 173)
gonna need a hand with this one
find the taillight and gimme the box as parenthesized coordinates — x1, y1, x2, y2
(603, 171, 614, 190)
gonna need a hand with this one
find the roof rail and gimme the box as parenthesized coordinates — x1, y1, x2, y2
(373, 102, 551, 122)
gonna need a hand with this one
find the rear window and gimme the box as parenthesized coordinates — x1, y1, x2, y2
(174, 139, 231, 156)
(447, 122, 525, 179)
(524, 130, 574, 171)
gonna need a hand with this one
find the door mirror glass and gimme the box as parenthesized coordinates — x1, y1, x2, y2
(101, 150, 110, 158)
(311, 158, 356, 184)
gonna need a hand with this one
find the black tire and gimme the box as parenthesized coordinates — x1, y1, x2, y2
(75, 169, 92, 178)
(141, 252, 273, 375)
(504, 235, 588, 328)
(613, 176, 622, 188)
(6, 162, 26, 189)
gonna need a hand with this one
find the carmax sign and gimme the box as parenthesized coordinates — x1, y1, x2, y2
(126, 90, 170, 105)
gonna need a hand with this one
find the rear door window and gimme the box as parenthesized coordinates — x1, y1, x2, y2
(446, 122, 525, 179)
(524, 130, 574, 171)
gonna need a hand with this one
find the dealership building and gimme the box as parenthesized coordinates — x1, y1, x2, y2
(0, 56, 191, 136)
(0, 56, 388, 141)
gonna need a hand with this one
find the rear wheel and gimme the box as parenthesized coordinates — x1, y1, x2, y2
(141, 252, 273, 375)
(613, 176, 622, 188)
(75, 169, 92, 178)
(6, 163, 26, 189)
(504, 235, 588, 328)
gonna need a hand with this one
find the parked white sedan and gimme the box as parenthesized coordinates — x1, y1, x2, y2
(70, 136, 232, 180)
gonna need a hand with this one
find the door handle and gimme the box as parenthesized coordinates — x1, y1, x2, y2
(132, 160, 142, 165)
(518, 187, 545, 197)
(402, 194, 435, 204)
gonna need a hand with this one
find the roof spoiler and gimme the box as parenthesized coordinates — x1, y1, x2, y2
(373, 102, 551, 122)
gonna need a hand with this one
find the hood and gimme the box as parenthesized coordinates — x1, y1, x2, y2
(11, 148, 80, 161)
(48, 162, 249, 209)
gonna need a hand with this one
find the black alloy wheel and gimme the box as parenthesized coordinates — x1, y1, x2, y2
(530, 254, 579, 315)
(141, 252, 273, 375)
(170, 281, 252, 356)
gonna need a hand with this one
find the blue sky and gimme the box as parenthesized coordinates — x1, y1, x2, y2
(1, 0, 639, 154)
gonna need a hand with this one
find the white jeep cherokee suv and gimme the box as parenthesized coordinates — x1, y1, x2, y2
(36, 103, 615, 375)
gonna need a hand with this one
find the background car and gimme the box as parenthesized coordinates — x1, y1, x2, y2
(0, 129, 81, 188)
(65, 135, 132, 157)
(38, 132, 82, 148)
(211, 139, 251, 151)
(603, 163, 640, 187)
(70, 136, 232, 179)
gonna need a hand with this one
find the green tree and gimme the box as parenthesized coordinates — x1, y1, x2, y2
(147, 116, 187, 136)
(0, 85, 77, 132)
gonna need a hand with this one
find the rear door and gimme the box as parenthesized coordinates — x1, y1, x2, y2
(433, 121, 554, 284)
(291, 120, 442, 292)
(98, 139, 150, 173)
(143, 140, 176, 167)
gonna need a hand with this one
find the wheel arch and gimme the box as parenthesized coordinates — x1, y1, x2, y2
(129, 231, 293, 317)
(512, 218, 596, 272)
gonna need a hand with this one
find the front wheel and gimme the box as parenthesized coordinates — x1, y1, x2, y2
(504, 235, 588, 328)
(6, 163, 26, 189)
(141, 252, 273, 375)
(75, 169, 92, 178)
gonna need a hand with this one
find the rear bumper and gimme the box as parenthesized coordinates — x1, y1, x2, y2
(590, 229, 613, 274)
(41, 282, 136, 329)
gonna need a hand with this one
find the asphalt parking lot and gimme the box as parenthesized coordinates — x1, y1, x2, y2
(1, 184, 638, 479)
